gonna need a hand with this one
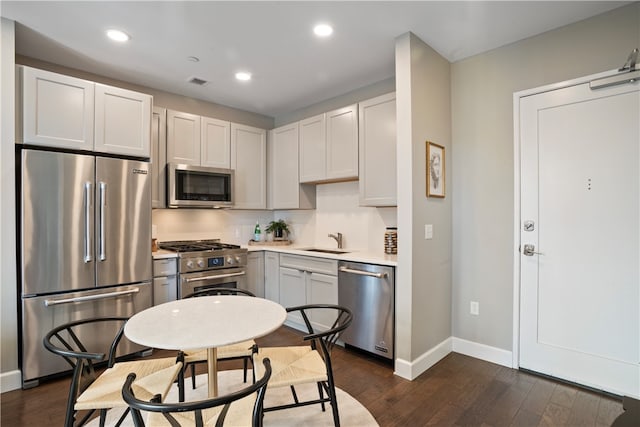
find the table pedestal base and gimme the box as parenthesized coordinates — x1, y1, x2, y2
(207, 347, 218, 397)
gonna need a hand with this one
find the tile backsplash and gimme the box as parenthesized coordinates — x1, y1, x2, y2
(152, 181, 396, 252)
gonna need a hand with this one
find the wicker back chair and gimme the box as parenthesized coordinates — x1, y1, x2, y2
(122, 358, 272, 426)
(43, 317, 183, 427)
(253, 304, 353, 427)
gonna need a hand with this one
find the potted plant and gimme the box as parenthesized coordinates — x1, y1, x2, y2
(266, 219, 290, 240)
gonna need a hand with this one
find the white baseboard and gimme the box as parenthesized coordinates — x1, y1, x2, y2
(452, 337, 513, 368)
(394, 337, 452, 380)
(1, 370, 22, 393)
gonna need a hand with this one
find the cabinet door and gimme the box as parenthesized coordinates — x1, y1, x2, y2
(326, 104, 358, 181)
(279, 266, 306, 327)
(167, 110, 201, 165)
(308, 272, 339, 332)
(359, 93, 397, 206)
(153, 276, 177, 306)
(151, 107, 167, 208)
(264, 252, 280, 302)
(21, 66, 95, 150)
(94, 84, 151, 157)
(299, 113, 326, 183)
(201, 117, 231, 168)
(230, 123, 267, 209)
(246, 252, 265, 297)
(269, 123, 300, 209)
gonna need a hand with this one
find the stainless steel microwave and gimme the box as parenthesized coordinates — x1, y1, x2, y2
(168, 163, 234, 208)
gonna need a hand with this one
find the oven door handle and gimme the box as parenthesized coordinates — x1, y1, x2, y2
(184, 271, 246, 283)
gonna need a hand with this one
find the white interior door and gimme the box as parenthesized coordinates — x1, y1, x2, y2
(519, 76, 639, 398)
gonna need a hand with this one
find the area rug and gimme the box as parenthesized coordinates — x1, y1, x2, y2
(87, 369, 378, 426)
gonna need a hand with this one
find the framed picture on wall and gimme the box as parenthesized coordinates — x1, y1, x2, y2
(427, 141, 445, 198)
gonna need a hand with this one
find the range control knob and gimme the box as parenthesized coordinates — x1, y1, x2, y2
(197, 260, 205, 268)
(226, 256, 235, 265)
(235, 256, 242, 263)
(186, 260, 194, 269)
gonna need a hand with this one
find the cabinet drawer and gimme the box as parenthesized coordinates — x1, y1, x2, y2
(153, 258, 177, 276)
(279, 254, 337, 276)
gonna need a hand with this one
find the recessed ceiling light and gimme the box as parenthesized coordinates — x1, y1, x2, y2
(235, 72, 252, 81)
(106, 29, 130, 42)
(314, 24, 333, 37)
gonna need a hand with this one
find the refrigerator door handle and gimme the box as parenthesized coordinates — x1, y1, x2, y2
(44, 288, 140, 306)
(98, 181, 107, 261)
(84, 182, 93, 263)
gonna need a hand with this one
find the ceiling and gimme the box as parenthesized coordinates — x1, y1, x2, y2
(1, 1, 629, 118)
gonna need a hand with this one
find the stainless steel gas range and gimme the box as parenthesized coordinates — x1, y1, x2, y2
(158, 240, 248, 298)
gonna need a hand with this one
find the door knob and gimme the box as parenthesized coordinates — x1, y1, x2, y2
(522, 244, 543, 256)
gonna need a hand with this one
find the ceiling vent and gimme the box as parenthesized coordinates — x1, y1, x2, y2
(188, 77, 208, 86)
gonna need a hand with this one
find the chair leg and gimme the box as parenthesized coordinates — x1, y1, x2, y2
(243, 357, 248, 383)
(99, 409, 107, 427)
(317, 382, 326, 412)
(178, 366, 186, 403)
(327, 379, 341, 427)
(289, 385, 300, 404)
(191, 363, 197, 390)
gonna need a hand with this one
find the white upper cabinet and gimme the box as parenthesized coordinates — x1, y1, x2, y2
(268, 122, 315, 210)
(326, 104, 358, 180)
(19, 66, 151, 157)
(166, 111, 231, 168)
(359, 92, 397, 206)
(151, 107, 167, 209)
(166, 110, 201, 165)
(201, 116, 231, 168)
(299, 104, 358, 183)
(299, 113, 326, 183)
(20, 66, 95, 151)
(94, 84, 151, 157)
(231, 123, 267, 209)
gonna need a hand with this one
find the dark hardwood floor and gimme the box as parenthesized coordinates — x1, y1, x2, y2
(1, 325, 623, 426)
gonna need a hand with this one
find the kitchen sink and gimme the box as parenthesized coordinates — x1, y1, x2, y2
(301, 248, 350, 255)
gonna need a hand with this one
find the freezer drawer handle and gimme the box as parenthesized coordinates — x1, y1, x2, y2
(44, 288, 140, 306)
(84, 182, 93, 263)
(339, 266, 387, 279)
(184, 271, 246, 283)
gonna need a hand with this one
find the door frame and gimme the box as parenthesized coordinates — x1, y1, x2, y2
(511, 67, 627, 370)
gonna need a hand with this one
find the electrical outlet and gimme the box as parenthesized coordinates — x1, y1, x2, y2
(470, 301, 479, 315)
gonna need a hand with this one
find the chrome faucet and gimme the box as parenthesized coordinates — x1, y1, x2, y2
(328, 232, 343, 249)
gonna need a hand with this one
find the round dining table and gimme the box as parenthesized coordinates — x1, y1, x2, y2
(124, 295, 287, 397)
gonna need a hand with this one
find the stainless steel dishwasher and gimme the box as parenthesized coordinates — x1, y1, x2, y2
(338, 261, 394, 360)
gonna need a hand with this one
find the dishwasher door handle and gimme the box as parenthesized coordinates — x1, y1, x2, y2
(339, 266, 387, 279)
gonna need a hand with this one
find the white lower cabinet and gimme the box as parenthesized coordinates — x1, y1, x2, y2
(246, 252, 265, 297)
(278, 254, 338, 331)
(153, 258, 177, 305)
(264, 251, 280, 302)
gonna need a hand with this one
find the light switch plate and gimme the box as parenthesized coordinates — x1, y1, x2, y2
(425, 224, 433, 239)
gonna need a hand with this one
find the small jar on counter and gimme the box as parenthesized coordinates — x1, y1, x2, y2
(384, 227, 397, 254)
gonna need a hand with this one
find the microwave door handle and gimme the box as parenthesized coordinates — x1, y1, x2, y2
(84, 182, 93, 263)
(98, 182, 106, 261)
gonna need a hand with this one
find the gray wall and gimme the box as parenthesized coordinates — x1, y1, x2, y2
(16, 55, 274, 130)
(451, 3, 640, 351)
(1, 18, 17, 385)
(395, 32, 452, 364)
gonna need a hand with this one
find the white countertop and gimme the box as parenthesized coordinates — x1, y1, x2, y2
(244, 244, 397, 266)
(152, 243, 397, 266)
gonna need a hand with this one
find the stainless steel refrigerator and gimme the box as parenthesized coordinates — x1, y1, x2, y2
(19, 148, 153, 388)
